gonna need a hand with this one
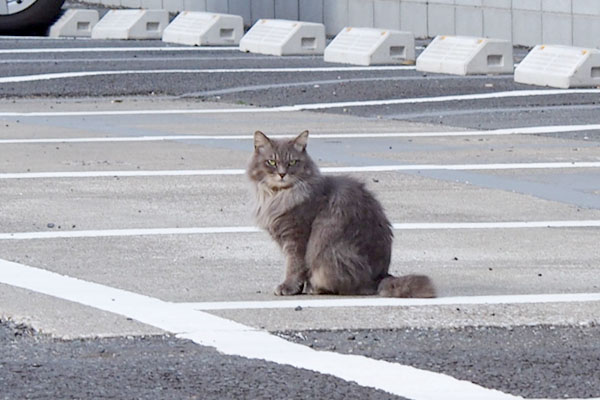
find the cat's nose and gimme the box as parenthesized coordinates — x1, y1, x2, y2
(278, 173, 286, 179)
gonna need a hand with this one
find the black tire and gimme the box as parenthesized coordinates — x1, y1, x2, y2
(0, 0, 66, 35)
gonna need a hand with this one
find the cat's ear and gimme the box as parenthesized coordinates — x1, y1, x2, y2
(293, 130, 309, 152)
(254, 130, 272, 151)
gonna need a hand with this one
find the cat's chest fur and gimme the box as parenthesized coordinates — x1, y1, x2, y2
(254, 180, 315, 232)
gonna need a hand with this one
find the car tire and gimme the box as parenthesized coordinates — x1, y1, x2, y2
(0, 0, 66, 34)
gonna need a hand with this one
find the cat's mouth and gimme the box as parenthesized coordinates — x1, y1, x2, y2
(269, 177, 294, 191)
(271, 181, 293, 191)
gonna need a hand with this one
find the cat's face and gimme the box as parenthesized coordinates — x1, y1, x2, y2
(247, 130, 316, 191)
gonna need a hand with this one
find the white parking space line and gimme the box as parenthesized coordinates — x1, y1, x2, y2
(0, 47, 240, 54)
(294, 89, 600, 110)
(0, 55, 318, 65)
(0, 66, 415, 84)
(2, 124, 599, 144)
(2, 220, 599, 240)
(181, 293, 600, 311)
(0, 226, 260, 240)
(0, 258, 584, 400)
(0, 168, 243, 179)
(1, 162, 599, 180)
(324, 162, 600, 172)
(1, 89, 599, 116)
(0, 107, 277, 117)
(391, 221, 600, 229)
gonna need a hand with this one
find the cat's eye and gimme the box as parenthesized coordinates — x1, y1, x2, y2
(266, 159, 277, 167)
(288, 160, 298, 166)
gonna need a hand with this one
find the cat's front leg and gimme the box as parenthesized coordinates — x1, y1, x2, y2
(275, 245, 307, 296)
(275, 279, 304, 296)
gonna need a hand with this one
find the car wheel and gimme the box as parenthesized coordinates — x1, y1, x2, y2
(0, 0, 66, 34)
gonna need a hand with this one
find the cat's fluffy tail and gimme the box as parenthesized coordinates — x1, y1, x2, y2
(377, 274, 436, 298)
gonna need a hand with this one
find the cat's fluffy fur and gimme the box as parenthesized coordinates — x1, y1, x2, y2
(247, 130, 435, 298)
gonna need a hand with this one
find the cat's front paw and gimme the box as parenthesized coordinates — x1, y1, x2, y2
(274, 281, 303, 296)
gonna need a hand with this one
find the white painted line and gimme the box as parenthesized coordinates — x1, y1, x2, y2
(0, 46, 240, 54)
(0, 55, 320, 64)
(0, 55, 316, 65)
(0, 226, 260, 240)
(1, 161, 599, 180)
(0, 168, 245, 179)
(1, 88, 598, 117)
(391, 220, 600, 230)
(0, 258, 523, 400)
(0, 107, 280, 117)
(0, 65, 414, 84)
(292, 88, 600, 111)
(0, 135, 245, 144)
(2, 124, 599, 144)
(0, 35, 71, 40)
(181, 292, 600, 311)
(323, 162, 600, 173)
(1, 220, 599, 240)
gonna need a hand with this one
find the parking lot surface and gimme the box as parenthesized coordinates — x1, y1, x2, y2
(1, 34, 599, 399)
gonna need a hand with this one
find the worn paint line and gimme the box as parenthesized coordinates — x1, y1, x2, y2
(0, 65, 415, 84)
(1, 220, 598, 240)
(0, 46, 240, 54)
(181, 293, 600, 311)
(391, 221, 600, 230)
(1, 162, 599, 180)
(2, 124, 599, 144)
(1, 89, 599, 117)
(0, 107, 281, 117)
(0, 258, 526, 400)
(0, 226, 261, 240)
(0, 56, 319, 65)
(323, 162, 600, 173)
(291, 88, 600, 110)
(0, 169, 245, 179)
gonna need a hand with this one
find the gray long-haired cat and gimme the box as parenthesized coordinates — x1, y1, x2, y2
(247, 130, 435, 298)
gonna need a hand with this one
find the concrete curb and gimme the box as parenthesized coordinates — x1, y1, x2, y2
(74, 0, 600, 48)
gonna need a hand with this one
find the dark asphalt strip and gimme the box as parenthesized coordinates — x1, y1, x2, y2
(0, 320, 404, 400)
(276, 325, 600, 399)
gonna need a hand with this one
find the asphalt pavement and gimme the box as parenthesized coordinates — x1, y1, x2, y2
(0, 24, 599, 400)
(278, 324, 600, 399)
(1, 319, 400, 400)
